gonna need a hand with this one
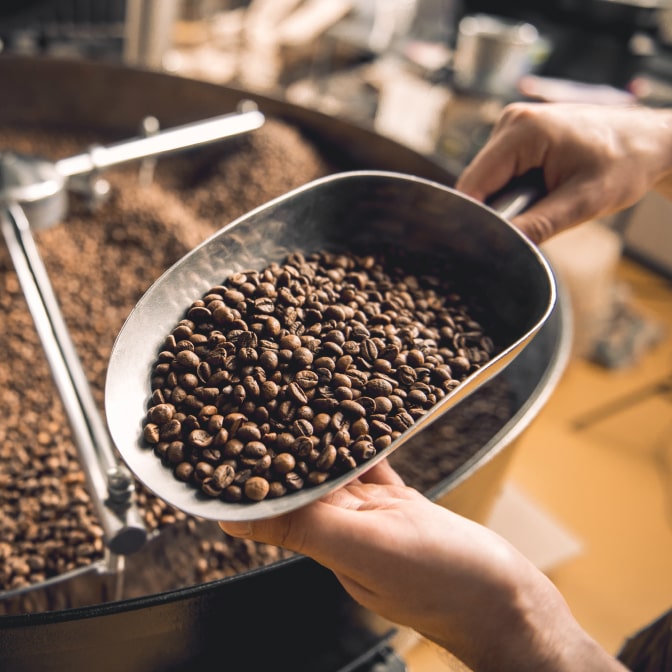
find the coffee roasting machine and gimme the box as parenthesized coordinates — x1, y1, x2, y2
(0, 3, 574, 665)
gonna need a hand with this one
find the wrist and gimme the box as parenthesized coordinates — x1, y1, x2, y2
(432, 558, 628, 672)
(490, 575, 628, 672)
(646, 107, 672, 197)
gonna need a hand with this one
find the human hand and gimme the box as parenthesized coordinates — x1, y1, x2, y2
(220, 461, 625, 671)
(455, 102, 672, 244)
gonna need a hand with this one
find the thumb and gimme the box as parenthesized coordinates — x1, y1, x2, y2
(218, 487, 359, 556)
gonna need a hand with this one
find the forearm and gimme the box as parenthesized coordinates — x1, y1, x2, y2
(401, 533, 628, 672)
(426, 571, 629, 672)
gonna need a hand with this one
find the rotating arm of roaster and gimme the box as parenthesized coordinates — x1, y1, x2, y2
(0, 104, 266, 555)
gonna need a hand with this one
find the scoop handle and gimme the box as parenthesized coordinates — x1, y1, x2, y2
(486, 167, 546, 219)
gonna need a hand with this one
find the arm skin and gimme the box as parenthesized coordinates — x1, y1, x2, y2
(220, 462, 628, 672)
(217, 103, 668, 671)
(455, 102, 672, 244)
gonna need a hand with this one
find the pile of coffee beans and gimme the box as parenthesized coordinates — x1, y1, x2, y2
(144, 248, 497, 503)
(0, 120, 332, 600)
(0, 118, 515, 607)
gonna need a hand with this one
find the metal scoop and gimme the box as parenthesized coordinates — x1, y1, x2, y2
(105, 170, 556, 522)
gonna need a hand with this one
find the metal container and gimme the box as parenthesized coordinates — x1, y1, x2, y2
(0, 56, 572, 671)
(453, 14, 542, 98)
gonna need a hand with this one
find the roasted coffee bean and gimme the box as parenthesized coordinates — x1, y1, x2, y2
(448, 356, 471, 376)
(306, 471, 330, 486)
(167, 441, 186, 464)
(312, 397, 339, 413)
(272, 453, 296, 475)
(176, 350, 200, 370)
(284, 472, 304, 492)
(371, 419, 393, 436)
(333, 429, 351, 447)
(175, 339, 195, 353)
(276, 400, 296, 423)
(357, 396, 376, 415)
(145, 246, 499, 507)
(159, 419, 182, 441)
(335, 386, 353, 401)
(188, 429, 213, 449)
(350, 417, 369, 438)
(292, 418, 313, 437)
(253, 454, 272, 474)
(206, 414, 225, 434)
(243, 441, 267, 459)
(360, 338, 379, 362)
(371, 396, 392, 415)
(389, 394, 404, 410)
(295, 405, 314, 421)
(407, 389, 428, 405)
(194, 462, 214, 484)
(143, 424, 160, 444)
(175, 462, 194, 482)
(223, 439, 244, 458)
(336, 447, 357, 471)
(351, 440, 376, 461)
(312, 412, 331, 434)
(332, 373, 351, 389)
(201, 478, 223, 497)
(294, 369, 319, 390)
(236, 424, 262, 443)
(223, 485, 243, 503)
(292, 436, 314, 458)
(340, 400, 365, 418)
(391, 410, 414, 431)
(233, 468, 253, 485)
(267, 481, 287, 498)
(198, 404, 218, 420)
(397, 365, 417, 386)
(374, 435, 393, 451)
(287, 381, 308, 405)
(315, 445, 337, 471)
(292, 347, 313, 368)
(201, 447, 222, 464)
(347, 369, 368, 389)
(244, 476, 269, 502)
(330, 411, 346, 431)
(211, 426, 229, 447)
(260, 380, 279, 400)
(147, 404, 174, 425)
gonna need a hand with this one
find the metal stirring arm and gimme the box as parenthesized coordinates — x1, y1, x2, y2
(0, 103, 266, 554)
(1, 203, 147, 555)
(56, 103, 265, 180)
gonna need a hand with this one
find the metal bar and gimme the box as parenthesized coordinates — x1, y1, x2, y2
(1, 204, 147, 555)
(55, 107, 265, 179)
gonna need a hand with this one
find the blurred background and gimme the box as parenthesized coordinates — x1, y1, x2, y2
(4, 0, 672, 166)
(0, 2, 671, 671)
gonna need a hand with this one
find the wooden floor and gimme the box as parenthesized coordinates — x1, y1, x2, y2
(401, 256, 672, 670)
